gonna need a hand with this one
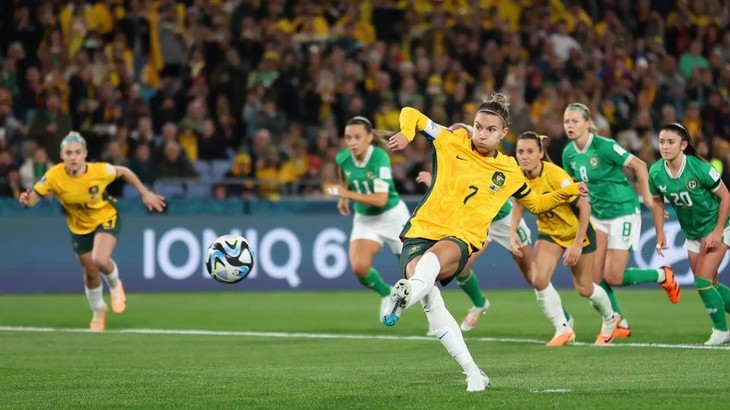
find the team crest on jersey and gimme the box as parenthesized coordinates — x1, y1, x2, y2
(365, 171, 374, 180)
(589, 156, 600, 168)
(686, 178, 698, 190)
(88, 185, 99, 200)
(492, 171, 505, 187)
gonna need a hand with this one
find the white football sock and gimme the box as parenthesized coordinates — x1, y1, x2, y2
(657, 268, 666, 283)
(421, 286, 479, 374)
(85, 286, 105, 313)
(405, 252, 441, 309)
(535, 283, 568, 330)
(587, 283, 614, 320)
(101, 260, 120, 289)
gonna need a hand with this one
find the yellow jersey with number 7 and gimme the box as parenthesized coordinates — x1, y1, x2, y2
(33, 163, 119, 234)
(398, 107, 580, 251)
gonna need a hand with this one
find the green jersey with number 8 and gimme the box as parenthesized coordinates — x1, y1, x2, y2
(562, 134, 639, 219)
(649, 155, 726, 240)
(336, 145, 401, 215)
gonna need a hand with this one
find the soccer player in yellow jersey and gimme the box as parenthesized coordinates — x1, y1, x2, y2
(514, 132, 621, 346)
(382, 93, 587, 392)
(19, 132, 166, 331)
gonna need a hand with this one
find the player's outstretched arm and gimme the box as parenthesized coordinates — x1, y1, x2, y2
(18, 189, 42, 209)
(515, 182, 587, 214)
(115, 166, 166, 212)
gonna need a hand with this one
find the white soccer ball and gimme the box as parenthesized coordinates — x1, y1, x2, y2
(205, 235, 255, 284)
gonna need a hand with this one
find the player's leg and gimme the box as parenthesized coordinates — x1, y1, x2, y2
(711, 229, 730, 313)
(532, 238, 573, 345)
(455, 244, 489, 332)
(349, 215, 390, 296)
(420, 285, 489, 392)
(571, 251, 620, 344)
(592, 217, 632, 335)
(74, 232, 107, 331)
(604, 214, 680, 303)
(93, 228, 126, 314)
(382, 238, 465, 326)
(687, 242, 730, 345)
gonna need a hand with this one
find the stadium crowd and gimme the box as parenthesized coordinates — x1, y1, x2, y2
(0, 0, 729, 201)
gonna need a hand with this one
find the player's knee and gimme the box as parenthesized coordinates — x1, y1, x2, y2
(576, 283, 593, 298)
(92, 255, 110, 272)
(350, 261, 371, 277)
(603, 271, 623, 286)
(531, 275, 550, 291)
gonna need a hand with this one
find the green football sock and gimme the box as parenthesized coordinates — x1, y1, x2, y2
(696, 277, 728, 331)
(457, 270, 487, 308)
(357, 267, 391, 297)
(621, 268, 659, 286)
(713, 283, 730, 314)
(599, 280, 624, 317)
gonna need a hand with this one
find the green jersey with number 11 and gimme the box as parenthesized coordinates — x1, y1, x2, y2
(649, 155, 726, 240)
(336, 145, 400, 215)
(562, 134, 639, 219)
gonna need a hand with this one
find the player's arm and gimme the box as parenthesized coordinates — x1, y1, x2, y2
(115, 166, 166, 212)
(710, 181, 730, 239)
(514, 182, 584, 214)
(336, 183, 389, 208)
(18, 189, 42, 208)
(510, 199, 526, 256)
(389, 107, 449, 151)
(625, 156, 653, 208)
(571, 196, 591, 248)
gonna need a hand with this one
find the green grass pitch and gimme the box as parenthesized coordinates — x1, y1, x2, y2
(0, 289, 728, 409)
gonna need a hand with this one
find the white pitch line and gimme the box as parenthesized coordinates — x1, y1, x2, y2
(0, 326, 728, 351)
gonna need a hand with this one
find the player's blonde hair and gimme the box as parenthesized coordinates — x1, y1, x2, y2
(564, 103, 598, 134)
(60, 131, 87, 149)
(345, 116, 391, 149)
(476, 92, 511, 128)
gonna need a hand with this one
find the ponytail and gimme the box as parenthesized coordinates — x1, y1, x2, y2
(345, 116, 391, 149)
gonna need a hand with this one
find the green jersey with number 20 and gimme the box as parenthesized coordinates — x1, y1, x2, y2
(562, 134, 639, 219)
(649, 155, 726, 240)
(336, 145, 400, 215)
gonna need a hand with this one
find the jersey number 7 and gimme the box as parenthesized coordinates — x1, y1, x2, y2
(463, 185, 479, 204)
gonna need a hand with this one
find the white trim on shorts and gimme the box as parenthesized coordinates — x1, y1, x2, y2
(487, 210, 532, 251)
(350, 200, 411, 255)
(684, 225, 730, 253)
(590, 211, 641, 251)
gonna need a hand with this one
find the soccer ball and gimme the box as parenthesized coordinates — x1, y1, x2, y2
(205, 235, 255, 284)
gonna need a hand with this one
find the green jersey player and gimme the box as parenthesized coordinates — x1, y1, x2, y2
(326, 116, 411, 320)
(562, 103, 681, 338)
(649, 123, 730, 345)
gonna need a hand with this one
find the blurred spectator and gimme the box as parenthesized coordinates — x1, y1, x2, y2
(157, 140, 198, 179)
(25, 92, 72, 162)
(127, 143, 157, 187)
(102, 140, 127, 197)
(0, 165, 21, 198)
(19, 146, 53, 190)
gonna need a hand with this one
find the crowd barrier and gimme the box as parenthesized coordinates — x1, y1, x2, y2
(0, 198, 726, 293)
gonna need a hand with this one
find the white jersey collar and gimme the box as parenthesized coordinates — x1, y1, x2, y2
(351, 145, 374, 168)
(663, 155, 687, 179)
